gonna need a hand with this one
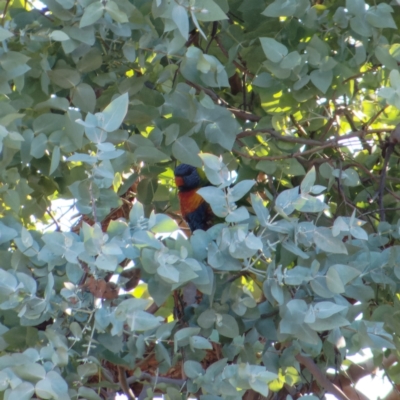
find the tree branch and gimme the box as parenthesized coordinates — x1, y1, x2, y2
(233, 129, 392, 161)
(289, 113, 308, 138)
(228, 108, 261, 121)
(237, 128, 322, 145)
(118, 366, 136, 400)
(295, 353, 351, 400)
(214, 36, 254, 78)
(126, 372, 186, 387)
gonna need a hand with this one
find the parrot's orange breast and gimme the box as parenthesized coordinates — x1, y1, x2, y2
(178, 189, 205, 217)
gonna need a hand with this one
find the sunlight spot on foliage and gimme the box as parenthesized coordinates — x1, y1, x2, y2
(355, 370, 391, 400)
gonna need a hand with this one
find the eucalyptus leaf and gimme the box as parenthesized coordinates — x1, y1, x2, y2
(259, 38, 288, 63)
(101, 93, 129, 132)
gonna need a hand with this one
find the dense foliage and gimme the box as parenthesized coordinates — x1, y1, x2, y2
(2, 0, 400, 399)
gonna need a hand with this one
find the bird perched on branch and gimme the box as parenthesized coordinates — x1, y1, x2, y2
(174, 164, 213, 232)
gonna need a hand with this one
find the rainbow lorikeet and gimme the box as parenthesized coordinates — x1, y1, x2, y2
(174, 164, 214, 232)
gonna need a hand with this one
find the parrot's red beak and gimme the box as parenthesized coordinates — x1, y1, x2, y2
(175, 176, 184, 188)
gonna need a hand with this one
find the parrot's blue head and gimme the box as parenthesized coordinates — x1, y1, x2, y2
(174, 164, 201, 191)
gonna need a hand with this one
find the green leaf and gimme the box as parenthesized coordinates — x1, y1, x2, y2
(326, 267, 345, 293)
(280, 51, 301, 70)
(172, 136, 202, 167)
(253, 73, 274, 89)
(346, 0, 366, 15)
(250, 193, 269, 227)
(310, 69, 332, 93)
(21, 227, 33, 248)
(282, 240, 309, 259)
(172, 5, 188, 40)
(190, 335, 212, 350)
(77, 363, 98, 379)
(190, 9, 207, 40)
(350, 14, 372, 37)
(194, 0, 228, 21)
(80, 2, 104, 28)
(8, 382, 34, 400)
(4, 190, 20, 212)
(183, 360, 204, 379)
(70, 321, 82, 339)
(262, 0, 297, 17)
(216, 314, 239, 338)
(35, 372, 68, 398)
(313, 228, 347, 254)
(226, 206, 249, 223)
(366, 5, 397, 29)
(330, 264, 360, 285)
(259, 38, 288, 63)
(312, 302, 348, 319)
(332, 168, 360, 187)
(148, 212, 178, 233)
(123, 41, 136, 62)
(228, 180, 255, 202)
(134, 146, 170, 163)
(49, 146, 60, 175)
(105, 1, 129, 23)
(198, 309, 217, 329)
(30, 133, 47, 158)
(275, 187, 299, 216)
(48, 68, 81, 89)
(249, 372, 274, 397)
(77, 48, 103, 73)
(128, 310, 162, 331)
(284, 266, 314, 285)
(95, 253, 118, 271)
(203, 107, 238, 149)
(78, 387, 102, 400)
(301, 167, 316, 194)
(102, 93, 129, 132)
(281, 159, 306, 176)
(0, 223, 17, 245)
(197, 187, 228, 218)
(375, 46, 398, 70)
(70, 83, 96, 113)
(157, 263, 179, 283)
(0, 27, 13, 41)
(49, 30, 70, 41)
(13, 363, 46, 382)
(293, 194, 328, 213)
(174, 327, 201, 352)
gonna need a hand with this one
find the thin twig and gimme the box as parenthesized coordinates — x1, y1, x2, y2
(343, 110, 359, 132)
(359, 207, 400, 217)
(89, 180, 98, 224)
(117, 366, 136, 400)
(205, 21, 218, 54)
(237, 128, 322, 145)
(379, 145, 394, 221)
(242, 72, 247, 110)
(228, 108, 261, 121)
(342, 64, 382, 84)
(126, 372, 186, 387)
(335, 162, 357, 216)
(289, 114, 308, 138)
(364, 105, 388, 129)
(46, 209, 61, 231)
(214, 36, 253, 77)
(2, 0, 10, 26)
(234, 129, 392, 161)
